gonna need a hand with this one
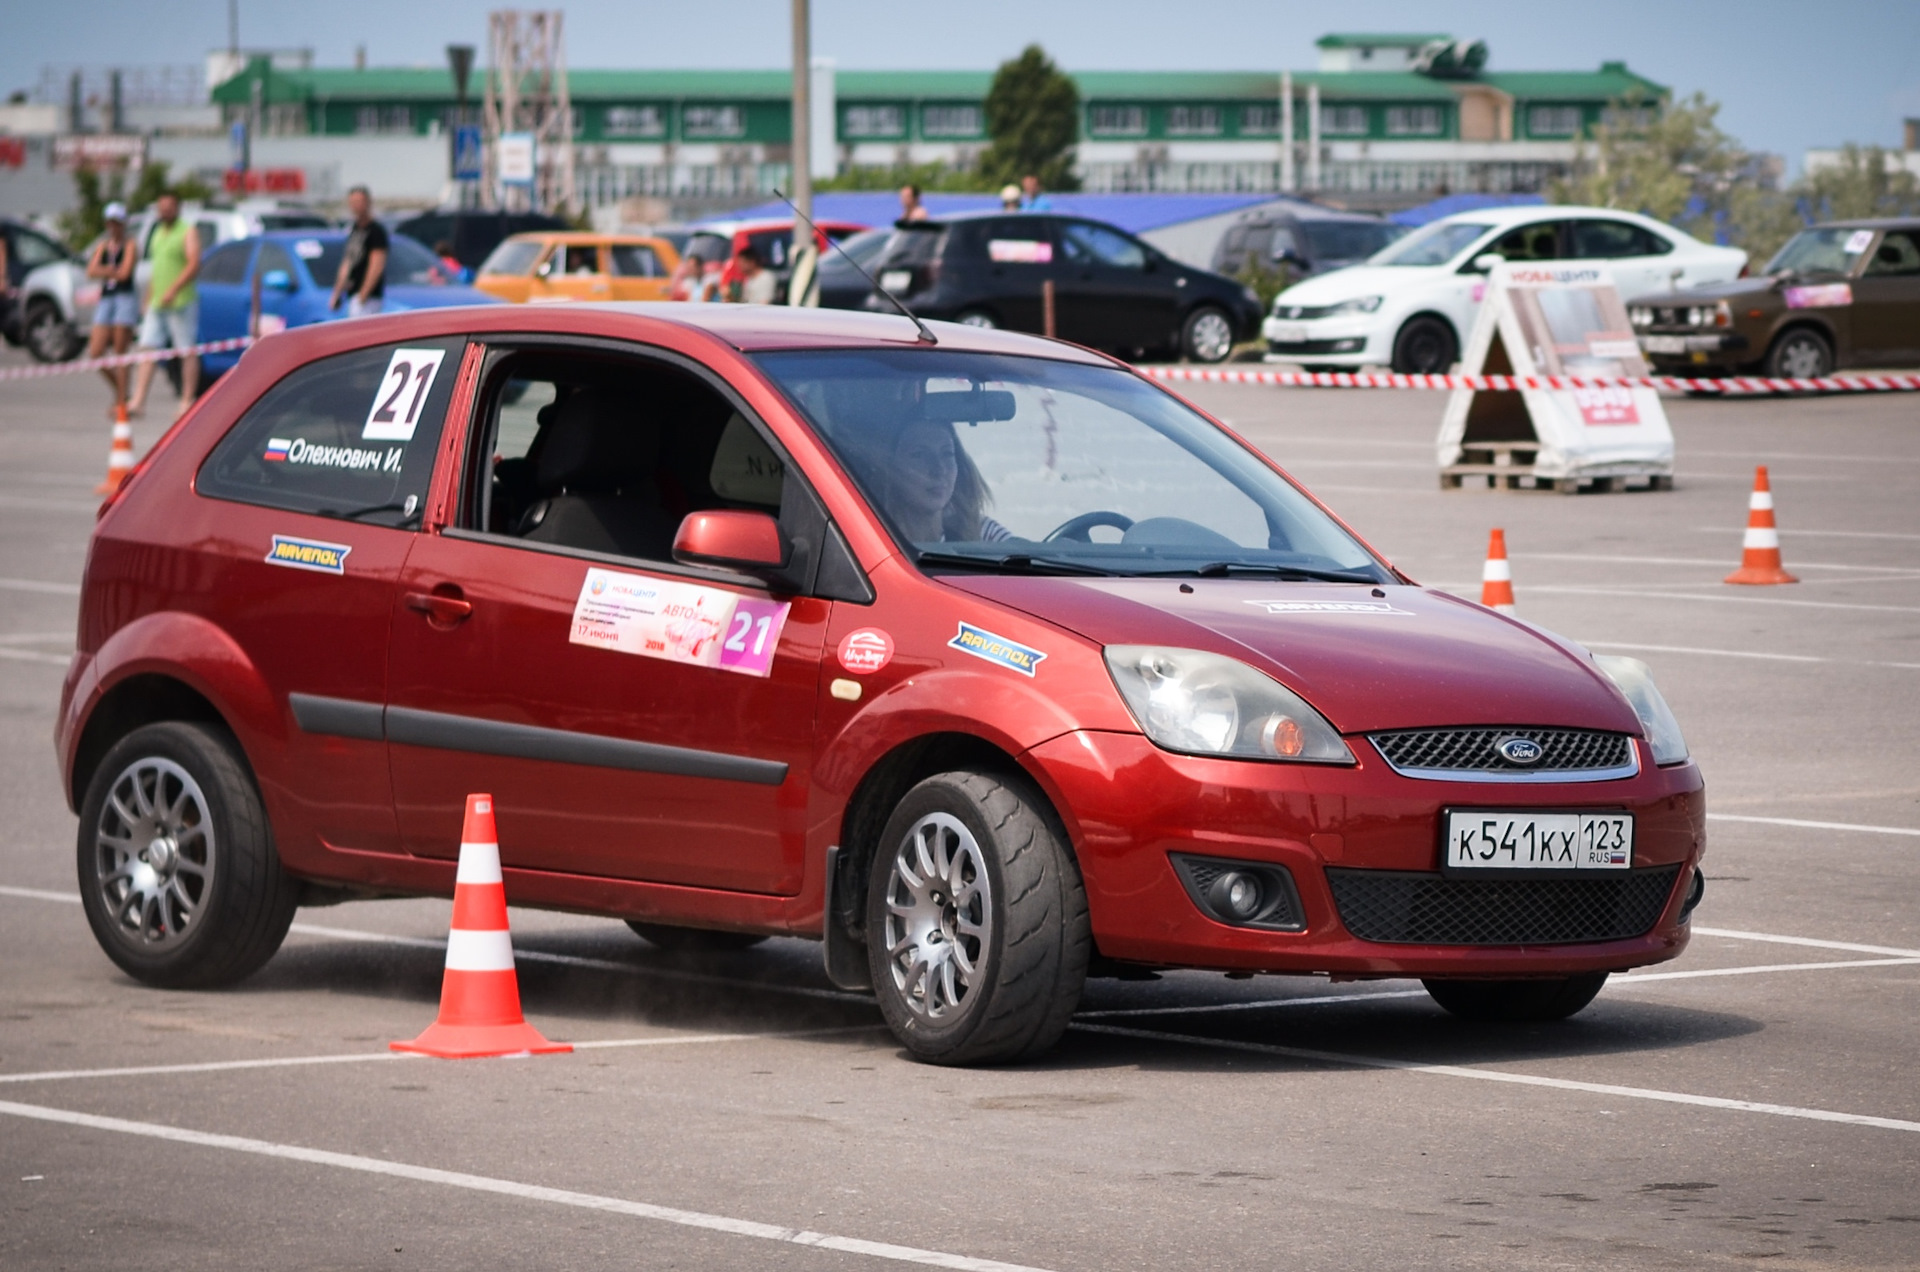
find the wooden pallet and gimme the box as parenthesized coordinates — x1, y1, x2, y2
(1440, 443, 1673, 493)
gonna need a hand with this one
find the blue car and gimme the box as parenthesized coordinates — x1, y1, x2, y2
(195, 230, 499, 377)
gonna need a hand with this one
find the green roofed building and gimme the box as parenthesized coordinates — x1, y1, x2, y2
(208, 34, 1665, 206)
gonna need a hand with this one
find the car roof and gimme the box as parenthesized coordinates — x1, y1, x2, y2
(1815, 217, 1920, 230)
(499, 230, 676, 246)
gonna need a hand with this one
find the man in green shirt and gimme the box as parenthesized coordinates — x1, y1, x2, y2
(128, 191, 201, 419)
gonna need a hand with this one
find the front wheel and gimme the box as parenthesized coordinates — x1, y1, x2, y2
(1390, 315, 1457, 374)
(1422, 972, 1608, 1022)
(1765, 328, 1833, 380)
(866, 769, 1089, 1065)
(76, 722, 299, 988)
(1181, 306, 1235, 363)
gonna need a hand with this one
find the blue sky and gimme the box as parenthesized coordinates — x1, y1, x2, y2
(8, 1, 1917, 171)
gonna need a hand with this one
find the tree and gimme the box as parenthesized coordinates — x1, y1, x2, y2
(1551, 90, 1743, 241)
(58, 160, 212, 251)
(980, 45, 1080, 192)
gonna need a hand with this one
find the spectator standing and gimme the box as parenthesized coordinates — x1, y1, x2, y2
(727, 245, 777, 304)
(84, 202, 140, 418)
(999, 184, 1021, 212)
(1019, 174, 1054, 211)
(127, 191, 201, 419)
(433, 239, 469, 284)
(898, 183, 930, 222)
(329, 186, 389, 317)
(667, 250, 704, 301)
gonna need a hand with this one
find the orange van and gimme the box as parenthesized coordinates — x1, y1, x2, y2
(474, 231, 681, 304)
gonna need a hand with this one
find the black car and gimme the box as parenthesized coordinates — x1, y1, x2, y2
(1211, 207, 1403, 280)
(393, 210, 570, 271)
(815, 226, 895, 309)
(856, 213, 1263, 363)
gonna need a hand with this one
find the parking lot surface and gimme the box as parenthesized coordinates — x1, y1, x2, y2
(3, 350, 1916, 1269)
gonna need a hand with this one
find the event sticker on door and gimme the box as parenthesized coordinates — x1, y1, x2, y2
(837, 628, 894, 674)
(363, 347, 447, 441)
(569, 567, 789, 677)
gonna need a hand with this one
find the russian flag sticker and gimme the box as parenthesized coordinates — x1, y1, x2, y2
(263, 438, 292, 462)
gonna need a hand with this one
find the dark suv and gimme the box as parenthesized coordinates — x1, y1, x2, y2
(1211, 207, 1402, 280)
(394, 210, 570, 271)
(856, 213, 1263, 363)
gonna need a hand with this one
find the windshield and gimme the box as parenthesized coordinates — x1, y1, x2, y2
(1376, 220, 1492, 267)
(480, 238, 544, 276)
(1301, 221, 1397, 262)
(307, 234, 447, 286)
(754, 350, 1386, 580)
(1765, 227, 1872, 276)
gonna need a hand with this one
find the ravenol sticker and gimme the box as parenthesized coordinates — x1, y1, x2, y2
(264, 535, 351, 575)
(1243, 599, 1411, 616)
(947, 622, 1046, 677)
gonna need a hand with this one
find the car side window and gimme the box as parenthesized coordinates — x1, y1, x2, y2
(12, 228, 66, 268)
(463, 350, 787, 566)
(197, 242, 251, 285)
(609, 244, 661, 277)
(563, 244, 600, 274)
(256, 241, 297, 281)
(1060, 222, 1147, 270)
(1866, 231, 1920, 276)
(1492, 222, 1562, 261)
(1568, 219, 1669, 259)
(199, 338, 465, 528)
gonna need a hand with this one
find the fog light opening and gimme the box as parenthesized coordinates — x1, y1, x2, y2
(1171, 854, 1307, 932)
(1680, 867, 1706, 921)
(1209, 871, 1264, 921)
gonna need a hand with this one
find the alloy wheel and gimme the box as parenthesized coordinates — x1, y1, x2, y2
(1187, 310, 1234, 362)
(91, 756, 216, 950)
(881, 812, 992, 1021)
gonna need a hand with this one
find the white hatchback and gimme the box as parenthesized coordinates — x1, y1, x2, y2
(1261, 205, 1747, 373)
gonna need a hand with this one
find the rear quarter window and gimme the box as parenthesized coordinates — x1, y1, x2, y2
(198, 339, 466, 528)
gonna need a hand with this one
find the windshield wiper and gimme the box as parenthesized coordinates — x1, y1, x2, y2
(318, 501, 420, 526)
(913, 550, 1114, 577)
(1168, 562, 1383, 583)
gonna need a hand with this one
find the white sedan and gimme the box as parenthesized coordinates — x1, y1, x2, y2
(1261, 205, 1748, 374)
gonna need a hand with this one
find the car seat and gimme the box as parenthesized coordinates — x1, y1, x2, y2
(515, 386, 681, 560)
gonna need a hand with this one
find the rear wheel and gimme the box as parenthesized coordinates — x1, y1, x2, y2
(1390, 315, 1457, 374)
(1422, 972, 1608, 1022)
(1181, 306, 1236, 363)
(866, 769, 1089, 1065)
(1764, 328, 1833, 380)
(23, 299, 80, 363)
(76, 722, 298, 988)
(624, 921, 768, 952)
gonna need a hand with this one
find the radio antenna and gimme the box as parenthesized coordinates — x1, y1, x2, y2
(773, 188, 937, 345)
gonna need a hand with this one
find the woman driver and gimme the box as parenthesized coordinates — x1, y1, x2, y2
(881, 420, 1012, 545)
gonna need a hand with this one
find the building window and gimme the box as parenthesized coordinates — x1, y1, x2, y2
(1601, 103, 1657, 130)
(1384, 105, 1443, 136)
(1239, 103, 1279, 135)
(921, 104, 982, 137)
(843, 104, 905, 138)
(1088, 105, 1147, 137)
(1528, 105, 1582, 137)
(1165, 105, 1221, 136)
(1320, 104, 1369, 135)
(682, 105, 744, 139)
(353, 105, 413, 135)
(604, 105, 667, 138)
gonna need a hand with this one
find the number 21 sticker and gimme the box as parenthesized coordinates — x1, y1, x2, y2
(364, 347, 447, 441)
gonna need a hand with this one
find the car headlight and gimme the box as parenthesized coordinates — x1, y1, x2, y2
(1327, 295, 1383, 315)
(1628, 306, 1653, 328)
(1593, 655, 1689, 765)
(1104, 646, 1354, 763)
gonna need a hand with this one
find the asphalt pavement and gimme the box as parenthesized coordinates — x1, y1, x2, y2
(2, 347, 1916, 1270)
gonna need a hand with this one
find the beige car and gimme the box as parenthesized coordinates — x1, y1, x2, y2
(474, 231, 680, 304)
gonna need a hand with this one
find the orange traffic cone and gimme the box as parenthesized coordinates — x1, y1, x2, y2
(392, 794, 570, 1059)
(1724, 466, 1797, 585)
(1480, 528, 1516, 613)
(95, 407, 135, 495)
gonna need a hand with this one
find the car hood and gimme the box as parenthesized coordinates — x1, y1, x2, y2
(939, 576, 1640, 735)
(1275, 265, 1435, 306)
(382, 285, 502, 310)
(1628, 275, 1779, 306)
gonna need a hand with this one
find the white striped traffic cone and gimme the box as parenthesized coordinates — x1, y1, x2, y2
(1480, 528, 1516, 613)
(95, 407, 135, 496)
(1724, 466, 1797, 585)
(392, 794, 570, 1059)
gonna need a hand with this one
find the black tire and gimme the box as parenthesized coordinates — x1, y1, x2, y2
(1764, 327, 1833, 380)
(625, 921, 768, 952)
(76, 722, 298, 988)
(23, 299, 80, 363)
(953, 309, 999, 329)
(1422, 972, 1609, 1022)
(1390, 315, 1458, 374)
(866, 769, 1089, 1065)
(1181, 305, 1236, 364)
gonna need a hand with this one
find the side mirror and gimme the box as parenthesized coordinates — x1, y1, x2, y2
(1272, 246, 1304, 266)
(673, 509, 787, 572)
(261, 269, 294, 291)
(1467, 253, 1505, 275)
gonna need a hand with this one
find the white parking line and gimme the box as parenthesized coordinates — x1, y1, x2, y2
(1705, 812, 1920, 838)
(1694, 525, 1920, 541)
(1521, 552, 1920, 575)
(1069, 1023, 1920, 1134)
(1692, 926, 1920, 959)
(1581, 640, 1920, 671)
(0, 577, 81, 596)
(1484, 584, 1920, 615)
(0, 1099, 1053, 1272)
(0, 647, 71, 666)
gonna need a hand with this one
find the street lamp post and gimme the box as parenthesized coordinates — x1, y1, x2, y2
(790, 0, 812, 263)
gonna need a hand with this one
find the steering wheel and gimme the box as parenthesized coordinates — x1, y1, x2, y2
(1045, 510, 1134, 543)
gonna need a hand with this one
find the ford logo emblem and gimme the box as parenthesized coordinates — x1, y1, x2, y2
(1496, 736, 1545, 765)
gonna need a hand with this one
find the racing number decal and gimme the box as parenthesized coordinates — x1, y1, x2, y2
(363, 347, 447, 441)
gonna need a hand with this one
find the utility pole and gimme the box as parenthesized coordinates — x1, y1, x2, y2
(1279, 70, 1293, 193)
(790, 0, 812, 260)
(1306, 81, 1321, 192)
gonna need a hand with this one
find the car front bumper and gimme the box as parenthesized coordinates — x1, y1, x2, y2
(1260, 314, 1384, 364)
(1637, 330, 1751, 372)
(1026, 729, 1705, 977)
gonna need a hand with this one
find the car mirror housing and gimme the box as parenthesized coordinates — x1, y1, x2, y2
(261, 269, 295, 291)
(1465, 252, 1505, 275)
(673, 510, 788, 573)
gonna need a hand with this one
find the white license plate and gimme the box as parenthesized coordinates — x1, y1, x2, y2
(879, 269, 912, 294)
(1640, 335, 1688, 354)
(1270, 323, 1306, 343)
(1443, 810, 1633, 872)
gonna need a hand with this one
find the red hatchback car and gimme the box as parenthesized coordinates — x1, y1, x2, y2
(60, 303, 1705, 1064)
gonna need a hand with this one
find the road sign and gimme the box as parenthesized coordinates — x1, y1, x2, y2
(453, 126, 483, 181)
(498, 132, 536, 187)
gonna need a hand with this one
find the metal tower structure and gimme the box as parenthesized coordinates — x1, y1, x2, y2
(482, 10, 574, 213)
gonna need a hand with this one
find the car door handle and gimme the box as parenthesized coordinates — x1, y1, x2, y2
(404, 588, 472, 627)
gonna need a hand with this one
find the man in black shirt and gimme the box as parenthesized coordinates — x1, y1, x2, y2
(330, 186, 389, 317)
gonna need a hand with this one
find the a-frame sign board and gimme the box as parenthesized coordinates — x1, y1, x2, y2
(1438, 261, 1674, 492)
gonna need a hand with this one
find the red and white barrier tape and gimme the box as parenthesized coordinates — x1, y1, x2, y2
(0, 336, 252, 382)
(1141, 365, 1920, 395)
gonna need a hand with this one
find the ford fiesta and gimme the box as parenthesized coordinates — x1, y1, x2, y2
(60, 303, 1705, 1065)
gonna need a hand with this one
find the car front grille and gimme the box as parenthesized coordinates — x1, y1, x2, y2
(1368, 727, 1635, 780)
(1272, 303, 1344, 320)
(1325, 864, 1681, 945)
